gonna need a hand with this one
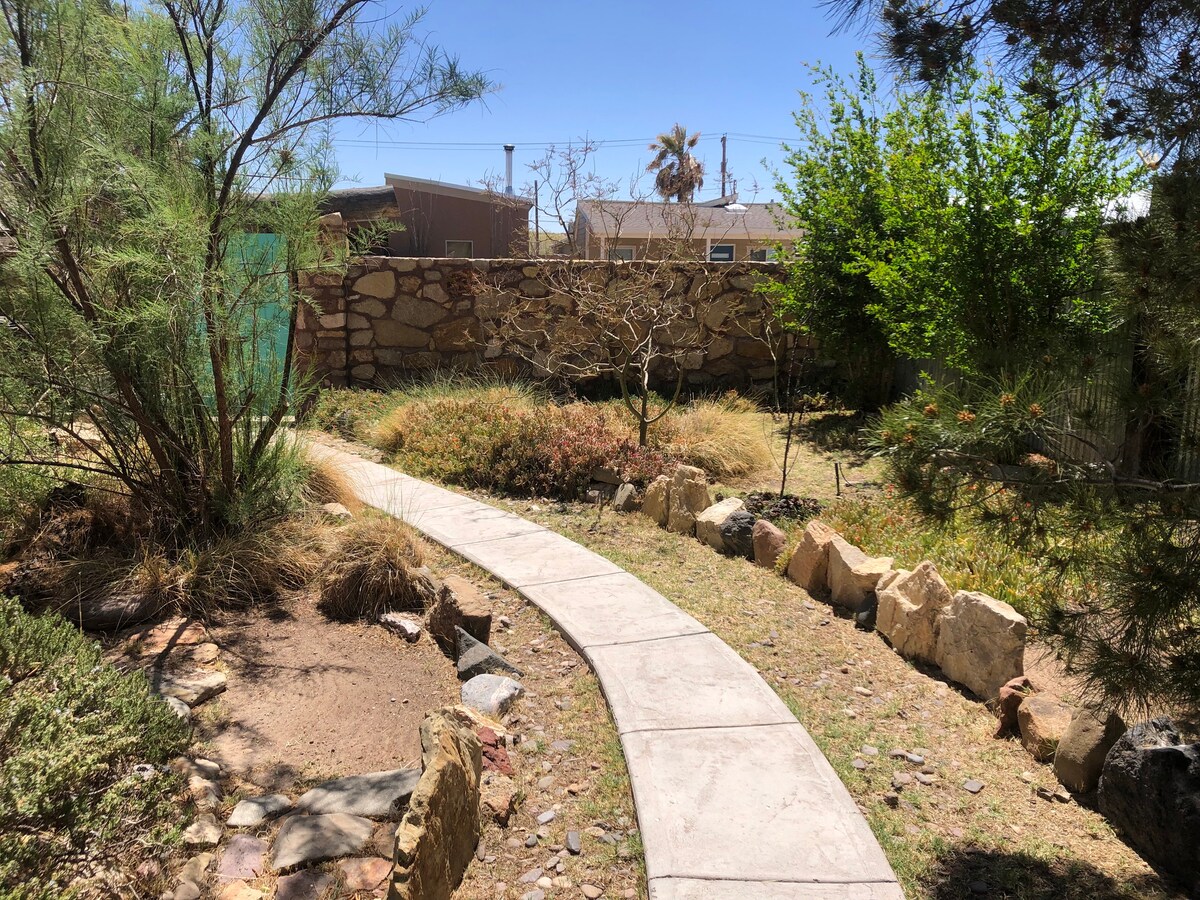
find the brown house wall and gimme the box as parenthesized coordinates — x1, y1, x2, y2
(388, 186, 529, 258)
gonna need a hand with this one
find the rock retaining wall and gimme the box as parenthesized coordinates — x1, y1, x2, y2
(295, 257, 786, 388)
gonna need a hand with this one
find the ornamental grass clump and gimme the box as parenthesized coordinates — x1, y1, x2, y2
(652, 394, 773, 480)
(318, 517, 430, 621)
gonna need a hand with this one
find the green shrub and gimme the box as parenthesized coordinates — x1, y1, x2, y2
(0, 598, 188, 897)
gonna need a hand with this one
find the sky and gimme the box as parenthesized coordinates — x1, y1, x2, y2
(332, 0, 885, 207)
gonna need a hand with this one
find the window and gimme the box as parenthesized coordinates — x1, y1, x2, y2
(608, 246, 635, 262)
(445, 239, 473, 258)
(749, 248, 776, 262)
(708, 243, 734, 262)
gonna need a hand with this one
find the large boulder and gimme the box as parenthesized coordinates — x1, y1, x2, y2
(785, 520, 838, 594)
(875, 561, 953, 664)
(752, 520, 787, 570)
(426, 576, 491, 654)
(719, 510, 757, 560)
(826, 537, 893, 613)
(1054, 707, 1125, 793)
(1099, 718, 1200, 889)
(666, 466, 711, 536)
(934, 590, 1027, 700)
(695, 498, 745, 552)
(641, 476, 670, 526)
(388, 709, 484, 900)
(1018, 695, 1074, 762)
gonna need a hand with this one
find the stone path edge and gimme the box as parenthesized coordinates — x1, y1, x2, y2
(310, 444, 906, 899)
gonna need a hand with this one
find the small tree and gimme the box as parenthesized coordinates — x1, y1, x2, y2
(769, 56, 1139, 382)
(0, 0, 488, 533)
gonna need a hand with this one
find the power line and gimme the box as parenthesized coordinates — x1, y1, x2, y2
(332, 133, 792, 152)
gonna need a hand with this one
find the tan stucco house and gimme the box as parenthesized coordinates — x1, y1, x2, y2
(572, 195, 803, 262)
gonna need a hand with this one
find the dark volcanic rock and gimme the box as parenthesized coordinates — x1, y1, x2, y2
(1098, 717, 1200, 889)
(718, 510, 757, 559)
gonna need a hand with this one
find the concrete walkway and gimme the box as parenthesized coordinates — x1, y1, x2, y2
(314, 444, 905, 900)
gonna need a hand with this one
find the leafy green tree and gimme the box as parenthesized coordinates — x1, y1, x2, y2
(0, 0, 487, 533)
(647, 124, 706, 203)
(769, 57, 1139, 381)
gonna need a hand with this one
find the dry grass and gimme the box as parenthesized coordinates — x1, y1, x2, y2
(371, 382, 540, 455)
(651, 395, 775, 480)
(299, 450, 364, 513)
(317, 516, 430, 621)
(483, 496, 1180, 900)
(5, 501, 331, 624)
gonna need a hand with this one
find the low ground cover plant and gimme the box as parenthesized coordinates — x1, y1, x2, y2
(821, 492, 1070, 621)
(0, 597, 188, 898)
(313, 378, 776, 497)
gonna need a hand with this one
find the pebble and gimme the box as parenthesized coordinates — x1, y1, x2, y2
(889, 749, 908, 759)
(581, 885, 604, 899)
(537, 776, 555, 790)
(892, 772, 913, 789)
(519, 867, 543, 883)
(861, 745, 879, 757)
(537, 810, 556, 825)
(963, 779, 985, 794)
(537, 876, 553, 889)
(853, 686, 874, 697)
(521, 891, 545, 900)
(551, 740, 575, 752)
(566, 831, 582, 855)
(915, 773, 936, 786)
(905, 753, 925, 765)
(852, 759, 869, 770)
(174, 883, 201, 900)
(524, 835, 539, 848)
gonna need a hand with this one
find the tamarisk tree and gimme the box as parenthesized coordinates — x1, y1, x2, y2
(0, 0, 487, 533)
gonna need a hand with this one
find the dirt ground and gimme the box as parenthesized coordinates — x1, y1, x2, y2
(421, 543, 645, 900)
(483, 496, 1185, 900)
(194, 594, 460, 790)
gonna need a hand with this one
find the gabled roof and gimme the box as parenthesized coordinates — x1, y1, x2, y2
(384, 173, 533, 208)
(575, 198, 803, 242)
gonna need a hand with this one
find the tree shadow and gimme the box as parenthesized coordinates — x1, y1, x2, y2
(794, 409, 873, 462)
(927, 845, 1179, 899)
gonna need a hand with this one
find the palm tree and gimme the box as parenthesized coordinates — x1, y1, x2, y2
(647, 124, 705, 202)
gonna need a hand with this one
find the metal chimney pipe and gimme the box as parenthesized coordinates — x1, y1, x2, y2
(504, 144, 515, 195)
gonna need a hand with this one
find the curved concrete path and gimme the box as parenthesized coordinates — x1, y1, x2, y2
(312, 444, 904, 900)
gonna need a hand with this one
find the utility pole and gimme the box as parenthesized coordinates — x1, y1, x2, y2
(533, 180, 540, 257)
(720, 134, 728, 196)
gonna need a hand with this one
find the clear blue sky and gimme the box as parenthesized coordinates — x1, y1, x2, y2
(332, 0, 886, 205)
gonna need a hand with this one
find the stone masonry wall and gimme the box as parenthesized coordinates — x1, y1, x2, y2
(294, 257, 786, 389)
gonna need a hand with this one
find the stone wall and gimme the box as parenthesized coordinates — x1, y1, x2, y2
(294, 257, 786, 388)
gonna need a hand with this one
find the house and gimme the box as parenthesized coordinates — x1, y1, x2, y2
(384, 173, 531, 259)
(572, 195, 803, 262)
